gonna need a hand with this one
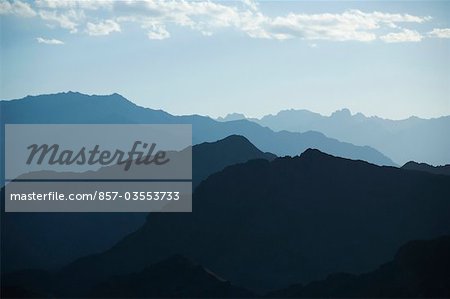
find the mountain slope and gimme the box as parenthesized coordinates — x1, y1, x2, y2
(1, 255, 255, 298)
(253, 108, 450, 165)
(56, 149, 450, 293)
(89, 255, 254, 298)
(0, 92, 395, 166)
(268, 235, 450, 297)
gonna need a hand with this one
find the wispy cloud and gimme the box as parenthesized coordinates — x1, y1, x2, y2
(36, 37, 64, 45)
(379, 29, 423, 43)
(0, 0, 36, 17)
(428, 28, 450, 39)
(1, 0, 447, 44)
(38, 9, 83, 33)
(86, 19, 120, 36)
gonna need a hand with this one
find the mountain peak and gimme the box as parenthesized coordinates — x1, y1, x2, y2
(331, 108, 352, 118)
(300, 148, 333, 160)
(217, 113, 246, 122)
(220, 134, 252, 144)
(195, 135, 276, 161)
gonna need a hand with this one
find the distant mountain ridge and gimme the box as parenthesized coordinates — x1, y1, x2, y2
(221, 108, 450, 166)
(402, 161, 450, 176)
(0, 92, 395, 166)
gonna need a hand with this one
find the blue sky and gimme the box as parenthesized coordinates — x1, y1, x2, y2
(1, 0, 449, 119)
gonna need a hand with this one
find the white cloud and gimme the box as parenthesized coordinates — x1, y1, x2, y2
(38, 9, 84, 33)
(86, 19, 120, 36)
(35, 0, 113, 10)
(242, 0, 258, 11)
(0, 0, 36, 17)
(109, 3, 431, 42)
(36, 37, 64, 44)
(1, 0, 441, 43)
(255, 10, 431, 42)
(428, 28, 450, 39)
(140, 21, 170, 40)
(379, 29, 423, 43)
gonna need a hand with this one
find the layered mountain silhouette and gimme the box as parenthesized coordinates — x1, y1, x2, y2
(0, 92, 395, 166)
(402, 161, 450, 176)
(37, 149, 450, 294)
(239, 108, 450, 166)
(268, 235, 450, 298)
(1, 135, 275, 273)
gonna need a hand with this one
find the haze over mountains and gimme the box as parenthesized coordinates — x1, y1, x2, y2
(0, 92, 394, 166)
(218, 108, 450, 166)
(2, 92, 449, 298)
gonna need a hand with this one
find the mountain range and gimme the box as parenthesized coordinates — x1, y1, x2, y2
(29, 148, 450, 294)
(2, 92, 449, 298)
(0, 92, 395, 166)
(218, 108, 450, 166)
(2, 149, 450, 297)
(3, 236, 450, 298)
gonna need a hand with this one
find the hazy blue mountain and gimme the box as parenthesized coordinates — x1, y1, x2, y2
(50, 150, 450, 293)
(216, 113, 247, 122)
(0, 92, 395, 166)
(268, 235, 450, 298)
(402, 161, 450, 176)
(251, 108, 450, 165)
(1, 135, 276, 273)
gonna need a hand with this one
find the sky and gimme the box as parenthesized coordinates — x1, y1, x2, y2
(0, 0, 449, 120)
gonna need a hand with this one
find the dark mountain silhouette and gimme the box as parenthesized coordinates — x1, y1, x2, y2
(0, 92, 395, 166)
(2, 269, 55, 298)
(1, 256, 254, 298)
(402, 161, 450, 176)
(89, 255, 255, 298)
(268, 235, 450, 298)
(3, 236, 450, 298)
(193, 135, 276, 186)
(249, 108, 450, 166)
(48, 149, 450, 293)
(1, 135, 275, 273)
